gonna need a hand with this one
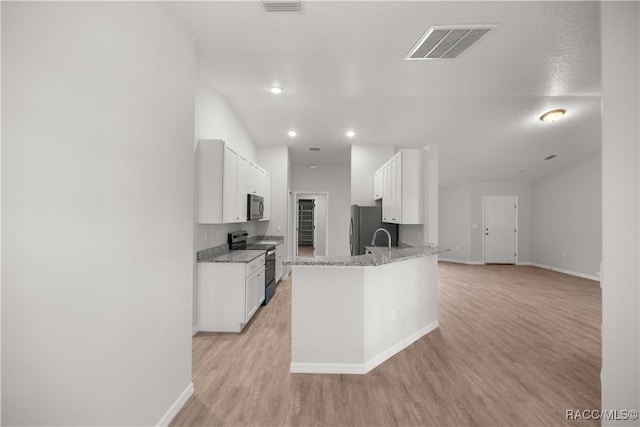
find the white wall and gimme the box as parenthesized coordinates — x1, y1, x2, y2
(1, 3, 3, 420)
(531, 153, 602, 277)
(350, 144, 395, 205)
(193, 82, 266, 254)
(257, 146, 289, 238)
(2, 3, 194, 425)
(192, 83, 268, 327)
(399, 225, 424, 247)
(195, 81, 257, 162)
(601, 3, 640, 424)
(286, 149, 294, 276)
(470, 181, 532, 263)
(424, 145, 439, 246)
(438, 183, 472, 261)
(439, 180, 531, 263)
(293, 164, 351, 256)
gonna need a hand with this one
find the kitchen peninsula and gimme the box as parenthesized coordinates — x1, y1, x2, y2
(284, 245, 447, 374)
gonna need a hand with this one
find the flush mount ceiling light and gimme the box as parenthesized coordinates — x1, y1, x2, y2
(288, 130, 296, 137)
(309, 164, 318, 170)
(346, 130, 356, 138)
(269, 86, 283, 94)
(540, 109, 566, 123)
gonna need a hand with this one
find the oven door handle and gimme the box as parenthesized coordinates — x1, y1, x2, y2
(266, 250, 276, 256)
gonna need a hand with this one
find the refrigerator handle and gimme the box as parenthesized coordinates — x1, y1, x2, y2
(349, 218, 354, 256)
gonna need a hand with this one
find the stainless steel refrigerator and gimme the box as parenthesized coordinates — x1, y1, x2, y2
(349, 205, 399, 255)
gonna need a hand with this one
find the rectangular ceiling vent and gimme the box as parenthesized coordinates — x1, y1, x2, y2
(309, 147, 321, 151)
(405, 25, 496, 60)
(262, 1, 302, 13)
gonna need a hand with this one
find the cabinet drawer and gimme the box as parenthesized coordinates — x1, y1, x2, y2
(246, 254, 265, 277)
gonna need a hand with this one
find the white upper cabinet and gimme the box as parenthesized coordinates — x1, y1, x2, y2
(260, 169, 271, 221)
(377, 149, 423, 225)
(198, 139, 271, 224)
(374, 168, 383, 200)
(382, 163, 391, 221)
(223, 145, 242, 223)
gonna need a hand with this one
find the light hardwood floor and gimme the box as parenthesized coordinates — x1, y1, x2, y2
(172, 262, 601, 427)
(297, 245, 314, 257)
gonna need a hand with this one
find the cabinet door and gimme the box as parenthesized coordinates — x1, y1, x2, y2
(260, 170, 271, 221)
(246, 269, 264, 321)
(388, 157, 397, 223)
(223, 145, 241, 223)
(382, 163, 391, 222)
(249, 163, 260, 195)
(238, 156, 251, 221)
(392, 153, 402, 223)
(374, 169, 383, 200)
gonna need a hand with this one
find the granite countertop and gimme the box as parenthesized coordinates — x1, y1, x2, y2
(197, 235, 284, 263)
(207, 250, 265, 263)
(284, 245, 449, 267)
(364, 241, 415, 255)
(248, 235, 284, 246)
(197, 246, 264, 263)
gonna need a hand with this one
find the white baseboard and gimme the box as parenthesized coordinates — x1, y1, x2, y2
(156, 382, 194, 427)
(443, 259, 600, 282)
(439, 258, 483, 265)
(528, 262, 600, 282)
(192, 324, 199, 336)
(290, 362, 368, 374)
(363, 320, 439, 373)
(289, 321, 439, 375)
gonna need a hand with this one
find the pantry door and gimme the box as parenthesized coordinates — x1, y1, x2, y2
(483, 196, 518, 264)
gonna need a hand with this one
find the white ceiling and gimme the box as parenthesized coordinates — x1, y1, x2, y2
(167, 1, 601, 186)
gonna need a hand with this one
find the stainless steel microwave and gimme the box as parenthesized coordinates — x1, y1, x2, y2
(247, 194, 264, 220)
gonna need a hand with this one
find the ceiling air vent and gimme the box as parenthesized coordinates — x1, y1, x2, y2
(262, 1, 302, 13)
(309, 147, 321, 151)
(405, 25, 496, 60)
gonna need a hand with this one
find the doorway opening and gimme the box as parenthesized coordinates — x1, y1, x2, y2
(483, 195, 518, 264)
(298, 199, 315, 256)
(295, 192, 329, 257)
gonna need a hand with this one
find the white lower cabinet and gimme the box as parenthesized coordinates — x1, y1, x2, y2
(198, 254, 265, 332)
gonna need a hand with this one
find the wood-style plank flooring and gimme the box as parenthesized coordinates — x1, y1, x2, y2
(171, 262, 601, 427)
(297, 245, 314, 257)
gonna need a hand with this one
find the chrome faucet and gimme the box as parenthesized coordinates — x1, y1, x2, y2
(371, 228, 392, 251)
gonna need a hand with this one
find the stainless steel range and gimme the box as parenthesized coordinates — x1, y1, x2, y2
(228, 231, 276, 305)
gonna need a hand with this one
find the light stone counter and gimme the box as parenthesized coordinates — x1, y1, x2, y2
(284, 245, 448, 267)
(197, 245, 264, 263)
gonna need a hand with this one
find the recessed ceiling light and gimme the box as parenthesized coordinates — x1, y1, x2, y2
(517, 168, 527, 173)
(346, 130, 356, 138)
(288, 130, 296, 137)
(309, 164, 318, 170)
(270, 86, 283, 94)
(540, 109, 565, 123)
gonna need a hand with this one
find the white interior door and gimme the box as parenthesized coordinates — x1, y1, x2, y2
(484, 196, 517, 264)
(287, 190, 293, 274)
